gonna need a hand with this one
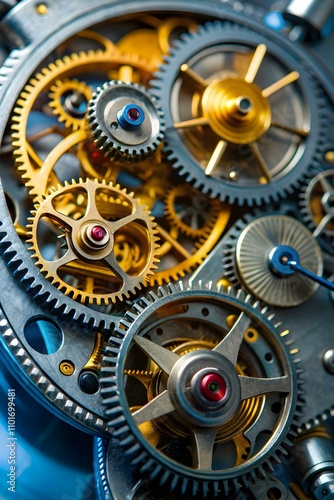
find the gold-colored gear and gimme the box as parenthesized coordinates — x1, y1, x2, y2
(164, 184, 222, 238)
(117, 16, 198, 70)
(76, 139, 231, 285)
(26, 178, 160, 305)
(11, 49, 153, 198)
(48, 79, 93, 131)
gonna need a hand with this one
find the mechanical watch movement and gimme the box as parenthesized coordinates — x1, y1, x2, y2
(0, 0, 333, 498)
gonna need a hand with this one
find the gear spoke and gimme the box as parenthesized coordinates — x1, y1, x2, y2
(46, 247, 77, 273)
(239, 375, 290, 400)
(271, 121, 309, 138)
(245, 43, 267, 83)
(190, 427, 217, 470)
(108, 211, 140, 233)
(205, 140, 228, 176)
(156, 224, 192, 259)
(173, 116, 209, 130)
(103, 251, 131, 282)
(213, 312, 251, 366)
(313, 213, 334, 238)
(36, 129, 88, 196)
(249, 142, 272, 182)
(180, 63, 208, 89)
(262, 71, 299, 98)
(39, 198, 81, 230)
(133, 335, 180, 375)
(132, 390, 176, 425)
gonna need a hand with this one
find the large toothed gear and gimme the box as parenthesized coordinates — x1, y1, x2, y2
(26, 178, 160, 305)
(87, 80, 165, 161)
(101, 282, 303, 497)
(223, 214, 323, 307)
(151, 21, 329, 205)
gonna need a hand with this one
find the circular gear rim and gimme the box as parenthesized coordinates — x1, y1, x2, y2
(101, 281, 304, 497)
(87, 80, 165, 161)
(151, 20, 329, 206)
(48, 78, 93, 131)
(223, 213, 323, 307)
(26, 178, 160, 305)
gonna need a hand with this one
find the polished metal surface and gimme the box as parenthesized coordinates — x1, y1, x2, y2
(0, 0, 333, 498)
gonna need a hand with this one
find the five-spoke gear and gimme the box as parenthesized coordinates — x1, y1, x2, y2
(101, 283, 303, 497)
(26, 178, 159, 305)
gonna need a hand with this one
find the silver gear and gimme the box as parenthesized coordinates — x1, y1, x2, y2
(223, 214, 323, 307)
(101, 281, 303, 497)
(87, 80, 165, 161)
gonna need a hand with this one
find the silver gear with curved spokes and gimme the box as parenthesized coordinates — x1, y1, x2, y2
(101, 281, 303, 497)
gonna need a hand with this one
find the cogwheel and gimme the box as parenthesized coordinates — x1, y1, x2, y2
(48, 78, 92, 131)
(26, 178, 160, 305)
(300, 169, 334, 255)
(164, 184, 222, 238)
(11, 49, 153, 198)
(223, 213, 323, 307)
(86, 80, 165, 161)
(101, 282, 303, 498)
(151, 21, 330, 205)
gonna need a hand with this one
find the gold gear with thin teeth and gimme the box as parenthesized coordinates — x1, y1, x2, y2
(26, 178, 160, 305)
(11, 49, 153, 198)
(48, 78, 93, 131)
(164, 184, 223, 238)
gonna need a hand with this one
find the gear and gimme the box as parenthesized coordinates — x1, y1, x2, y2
(101, 282, 303, 497)
(11, 49, 153, 198)
(79, 146, 231, 286)
(223, 214, 323, 307)
(48, 79, 92, 131)
(151, 21, 330, 205)
(26, 178, 159, 305)
(86, 80, 165, 161)
(300, 169, 334, 254)
(164, 184, 222, 238)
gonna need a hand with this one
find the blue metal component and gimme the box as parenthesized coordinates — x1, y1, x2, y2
(264, 12, 287, 32)
(269, 244, 334, 292)
(269, 245, 300, 276)
(117, 103, 145, 129)
(287, 259, 334, 292)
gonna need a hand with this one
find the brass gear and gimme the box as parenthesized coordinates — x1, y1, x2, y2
(48, 79, 93, 131)
(26, 178, 160, 305)
(12, 49, 152, 198)
(164, 184, 222, 238)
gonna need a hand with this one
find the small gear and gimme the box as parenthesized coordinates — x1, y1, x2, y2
(86, 80, 165, 161)
(164, 184, 222, 238)
(300, 169, 334, 254)
(11, 49, 153, 198)
(48, 79, 92, 131)
(101, 282, 303, 497)
(151, 21, 329, 205)
(26, 178, 160, 305)
(223, 214, 323, 307)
